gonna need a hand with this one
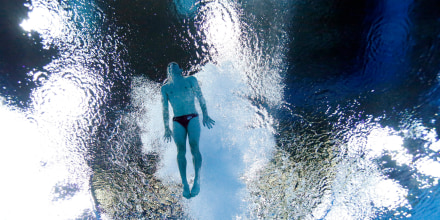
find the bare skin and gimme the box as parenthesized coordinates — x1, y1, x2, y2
(161, 62, 215, 199)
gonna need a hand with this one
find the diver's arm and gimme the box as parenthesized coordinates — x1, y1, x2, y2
(161, 86, 172, 141)
(190, 77, 208, 116)
(191, 77, 215, 128)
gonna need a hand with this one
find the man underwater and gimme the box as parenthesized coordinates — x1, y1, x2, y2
(161, 62, 215, 199)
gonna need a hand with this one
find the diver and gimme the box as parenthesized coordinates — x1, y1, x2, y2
(161, 62, 215, 199)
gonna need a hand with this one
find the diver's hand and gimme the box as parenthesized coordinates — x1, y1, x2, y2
(203, 116, 215, 129)
(163, 127, 173, 142)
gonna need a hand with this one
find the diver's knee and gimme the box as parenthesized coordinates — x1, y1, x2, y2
(191, 149, 202, 159)
(177, 151, 186, 160)
(189, 144, 199, 153)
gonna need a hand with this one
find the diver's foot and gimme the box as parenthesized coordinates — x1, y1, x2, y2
(183, 184, 191, 199)
(190, 182, 200, 197)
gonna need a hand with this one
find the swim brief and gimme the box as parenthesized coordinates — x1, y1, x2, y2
(173, 113, 198, 130)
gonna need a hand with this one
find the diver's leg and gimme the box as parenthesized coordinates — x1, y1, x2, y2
(187, 117, 202, 197)
(173, 121, 190, 199)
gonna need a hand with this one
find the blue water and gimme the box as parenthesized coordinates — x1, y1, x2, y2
(1, 0, 440, 219)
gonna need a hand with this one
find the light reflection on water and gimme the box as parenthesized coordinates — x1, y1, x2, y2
(0, 0, 122, 219)
(0, 0, 439, 219)
(254, 108, 440, 219)
(0, 99, 96, 219)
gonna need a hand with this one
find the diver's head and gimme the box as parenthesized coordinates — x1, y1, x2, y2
(167, 62, 183, 79)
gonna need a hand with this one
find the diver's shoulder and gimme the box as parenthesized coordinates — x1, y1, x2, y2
(186, 75, 197, 81)
(185, 76, 198, 85)
(161, 83, 170, 93)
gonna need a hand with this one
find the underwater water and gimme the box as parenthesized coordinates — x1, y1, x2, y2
(0, 0, 440, 219)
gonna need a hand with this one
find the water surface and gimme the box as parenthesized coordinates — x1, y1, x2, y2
(0, 0, 440, 219)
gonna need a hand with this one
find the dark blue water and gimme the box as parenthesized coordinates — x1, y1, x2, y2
(1, 0, 440, 219)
